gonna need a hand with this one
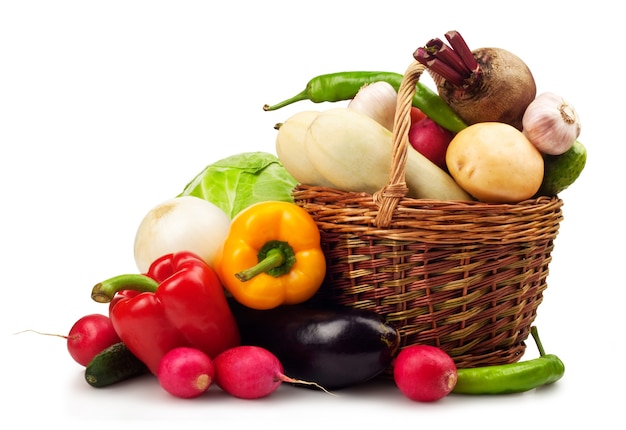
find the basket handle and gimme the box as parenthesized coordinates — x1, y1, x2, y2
(373, 60, 427, 228)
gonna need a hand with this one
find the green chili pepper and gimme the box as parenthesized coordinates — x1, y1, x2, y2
(452, 326, 565, 395)
(262, 71, 468, 134)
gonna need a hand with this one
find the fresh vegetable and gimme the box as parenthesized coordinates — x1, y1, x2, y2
(84, 342, 148, 388)
(408, 116, 455, 170)
(133, 195, 230, 273)
(274, 110, 336, 187)
(263, 71, 468, 133)
(304, 107, 472, 201)
(537, 139, 587, 196)
(66, 314, 121, 367)
(414, 30, 536, 130)
(17, 314, 121, 367)
(214, 201, 326, 310)
(348, 82, 428, 131)
(91, 251, 240, 375)
(393, 345, 458, 402)
(158, 347, 215, 399)
(452, 326, 565, 394)
(446, 122, 544, 203)
(213, 345, 328, 399)
(347, 80, 397, 131)
(522, 92, 581, 155)
(410, 106, 427, 124)
(228, 299, 400, 390)
(179, 152, 298, 219)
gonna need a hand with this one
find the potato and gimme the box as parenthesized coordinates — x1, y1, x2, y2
(446, 122, 544, 203)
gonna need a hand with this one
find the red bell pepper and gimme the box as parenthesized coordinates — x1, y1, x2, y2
(91, 251, 240, 375)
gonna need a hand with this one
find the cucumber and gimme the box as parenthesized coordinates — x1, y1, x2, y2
(85, 342, 149, 388)
(228, 299, 401, 390)
(538, 139, 587, 196)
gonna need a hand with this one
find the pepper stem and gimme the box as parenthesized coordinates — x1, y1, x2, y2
(91, 274, 159, 304)
(235, 240, 296, 282)
(263, 89, 309, 111)
(530, 326, 547, 357)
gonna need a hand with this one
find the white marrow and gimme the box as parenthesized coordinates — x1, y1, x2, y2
(275, 110, 337, 187)
(305, 108, 472, 201)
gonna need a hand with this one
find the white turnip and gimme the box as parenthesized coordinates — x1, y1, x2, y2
(393, 345, 457, 402)
(414, 30, 536, 130)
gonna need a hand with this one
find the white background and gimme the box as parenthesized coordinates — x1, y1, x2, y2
(1, 1, 622, 428)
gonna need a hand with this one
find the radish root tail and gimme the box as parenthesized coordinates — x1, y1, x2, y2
(280, 375, 337, 396)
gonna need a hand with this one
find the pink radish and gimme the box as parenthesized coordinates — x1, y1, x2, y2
(158, 347, 215, 398)
(213, 345, 328, 399)
(393, 345, 457, 402)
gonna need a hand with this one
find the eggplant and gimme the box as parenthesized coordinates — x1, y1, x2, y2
(228, 299, 400, 390)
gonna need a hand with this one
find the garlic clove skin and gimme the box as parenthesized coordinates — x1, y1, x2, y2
(522, 91, 581, 155)
(347, 81, 398, 131)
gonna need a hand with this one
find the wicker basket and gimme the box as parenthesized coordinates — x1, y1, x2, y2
(292, 60, 564, 369)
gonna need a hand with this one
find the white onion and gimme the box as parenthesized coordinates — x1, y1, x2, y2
(133, 195, 231, 273)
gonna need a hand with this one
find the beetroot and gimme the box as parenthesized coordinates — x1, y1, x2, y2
(414, 30, 536, 130)
(393, 345, 457, 402)
(157, 347, 215, 398)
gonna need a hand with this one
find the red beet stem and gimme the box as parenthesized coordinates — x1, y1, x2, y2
(414, 46, 434, 62)
(427, 39, 467, 75)
(445, 30, 479, 72)
(413, 30, 480, 86)
(425, 58, 465, 86)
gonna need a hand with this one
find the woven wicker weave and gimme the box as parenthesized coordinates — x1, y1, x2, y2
(293, 60, 563, 368)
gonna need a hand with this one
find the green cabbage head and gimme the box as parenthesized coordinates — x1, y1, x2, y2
(179, 151, 298, 219)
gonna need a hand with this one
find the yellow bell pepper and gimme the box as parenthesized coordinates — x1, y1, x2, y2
(214, 201, 326, 310)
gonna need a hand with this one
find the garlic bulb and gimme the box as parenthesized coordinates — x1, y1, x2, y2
(522, 92, 581, 155)
(347, 81, 397, 131)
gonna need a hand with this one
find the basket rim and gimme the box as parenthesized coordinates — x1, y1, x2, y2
(293, 183, 563, 245)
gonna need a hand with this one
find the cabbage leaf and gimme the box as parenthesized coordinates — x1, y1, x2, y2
(178, 152, 298, 219)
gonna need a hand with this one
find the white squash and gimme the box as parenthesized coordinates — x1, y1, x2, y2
(305, 108, 472, 201)
(275, 110, 337, 187)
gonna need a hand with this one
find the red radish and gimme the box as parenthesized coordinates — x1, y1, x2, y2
(158, 347, 215, 398)
(67, 314, 121, 366)
(410, 106, 427, 124)
(408, 117, 455, 170)
(213, 345, 328, 399)
(393, 345, 457, 402)
(16, 314, 121, 366)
